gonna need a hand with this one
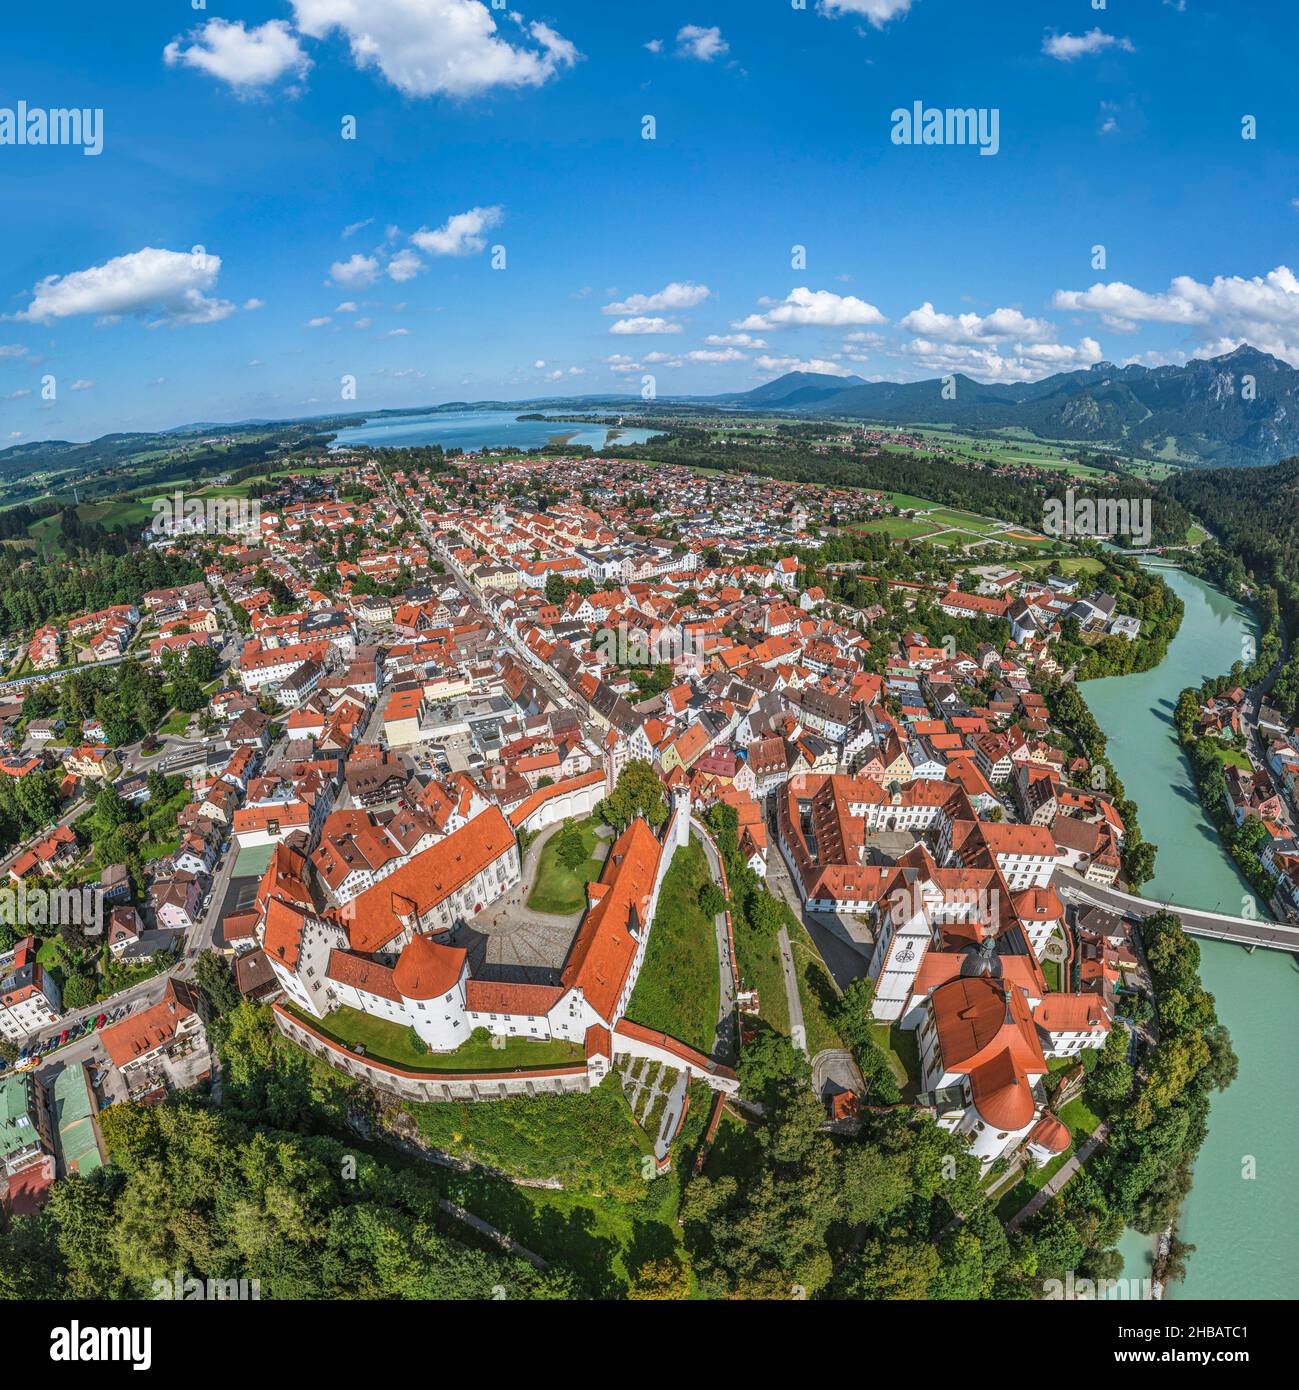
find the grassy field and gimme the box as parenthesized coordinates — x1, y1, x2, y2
(285, 1003, 583, 1073)
(784, 911, 844, 1057)
(402, 1075, 716, 1295)
(922, 507, 1005, 534)
(1015, 555, 1107, 578)
(624, 839, 720, 1054)
(525, 816, 607, 915)
(870, 1022, 921, 1102)
(733, 917, 790, 1037)
(158, 710, 191, 738)
(856, 516, 942, 540)
(1208, 741, 1253, 771)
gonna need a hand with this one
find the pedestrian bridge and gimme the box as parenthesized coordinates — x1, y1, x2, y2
(1054, 871, 1299, 954)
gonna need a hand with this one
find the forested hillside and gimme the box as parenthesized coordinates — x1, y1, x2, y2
(1166, 456, 1299, 710)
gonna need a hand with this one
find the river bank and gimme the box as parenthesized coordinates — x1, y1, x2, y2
(1082, 566, 1299, 1299)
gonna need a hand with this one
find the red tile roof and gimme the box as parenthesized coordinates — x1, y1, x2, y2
(392, 934, 466, 1001)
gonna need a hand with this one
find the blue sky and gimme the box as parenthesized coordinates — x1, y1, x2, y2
(2, 0, 1299, 441)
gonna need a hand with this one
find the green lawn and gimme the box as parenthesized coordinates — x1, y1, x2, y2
(1016, 555, 1106, 578)
(857, 516, 941, 541)
(1208, 742, 1253, 771)
(994, 1145, 1075, 1221)
(923, 507, 1004, 534)
(1042, 958, 1063, 992)
(624, 839, 720, 1054)
(734, 919, 790, 1037)
(526, 816, 606, 915)
(1059, 1093, 1101, 1138)
(286, 1003, 583, 1073)
(870, 1022, 921, 1102)
(404, 1076, 716, 1296)
(158, 710, 191, 738)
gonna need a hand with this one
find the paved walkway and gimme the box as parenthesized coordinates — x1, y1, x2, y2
(1006, 1122, 1111, 1232)
(777, 923, 808, 1057)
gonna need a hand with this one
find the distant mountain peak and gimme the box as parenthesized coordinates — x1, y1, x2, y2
(713, 341, 1299, 467)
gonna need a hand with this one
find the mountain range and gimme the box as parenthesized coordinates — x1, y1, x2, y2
(4, 345, 1298, 481)
(714, 346, 1299, 468)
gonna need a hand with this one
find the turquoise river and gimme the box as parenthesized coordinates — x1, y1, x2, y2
(1083, 565, 1299, 1298)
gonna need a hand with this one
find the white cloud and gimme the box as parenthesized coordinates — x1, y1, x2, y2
(11, 247, 236, 327)
(164, 19, 310, 92)
(901, 336, 1104, 382)
(386, 249, 424, 282)
(243, 297, 265, 311)
(755, 355, 857, 376)
(0, 345, 27, 358)
(69, 379, 94, 391)
(1043, 29, 1134, 61)
(609, 316, 683, 335)
(1056, 264, 1299, 365)
(645, 39, 664, 54)
(305, 316, 333, 328)
(410, 205, 504, 257)
(688, 348, 747, 363)
(603, 281, 710, 315)
(737, 286, 887, 331)
(676, 25, 728, 62)
(330, 253, 380, 287)
(817, 0, 916, 28)
(335, 301, 358, 313)
(387, 328, 411, 337)
(1120, 348, 1187, 369)
(898, 301, 1056, 343)
(289, 0, 579, 98)
(353, 317, 373, 329)
(706, 332, 766, 348)
(343, 217, 374, 239)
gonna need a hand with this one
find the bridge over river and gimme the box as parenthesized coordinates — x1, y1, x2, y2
(1054, 869, 1299, 954)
